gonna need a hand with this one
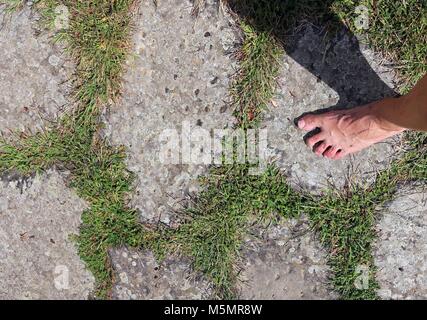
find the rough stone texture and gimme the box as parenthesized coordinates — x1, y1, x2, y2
(1, 0, 424, 301)
(266, 26, 402, 193)
(238, 217, 335, 300)
(0, 170, 94, 299)
(109, 217, 334, 300)
(374, 183, 427, 300)
(106, 0, 334, 300)
(104, 0, 239, 224)
(0, 5, 73, 133)
(110, 248, 212, 300)
(105, 0, 237, 299)
(0, 4, 92, 300)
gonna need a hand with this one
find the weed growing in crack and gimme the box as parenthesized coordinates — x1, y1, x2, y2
(170, 0, 427, 300)
(148, 164, 302, 299)
(231, 23, 283, 128)
(0, 0, 144, 298)
(0, 0, 426, 300)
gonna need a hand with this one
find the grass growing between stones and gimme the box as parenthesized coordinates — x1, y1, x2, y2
(230, 22, 283, 128)
(174, 0, 427, 300)
(307, 130, 427, 299)
(315, 0, 427, 298)
(0, 0, 425, 301)
(0, 0, 146, 298)
(148, 165, 302, 298)
(332, 0, 427, 90)
(142, 3, 294, 297)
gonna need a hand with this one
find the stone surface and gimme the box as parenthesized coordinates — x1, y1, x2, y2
(0, 5, 74, 133)
(0, 170, 94, 299)
(104, 0, 239, 224)
(238, 217, 335, 299)
(1, 0, 425, 301)
(110, 217, 334, 300)
(110, 248, 212, 300)
(105, 0, 235, 299)
(266, 26, 402, 193)
(0, 4, 92, 300)
(374, 183, 427, 300)
(106, 1, 335, 299)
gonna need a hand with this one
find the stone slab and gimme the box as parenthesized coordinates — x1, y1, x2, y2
(104, 0, 239, 224)
(374, 183, 427, 300)
(0, 5, 74, 133)
(0, 170, 94, 299)
(266, 26, 402, 193)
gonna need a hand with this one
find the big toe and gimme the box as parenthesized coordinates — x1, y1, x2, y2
(297, 114, 322, 131)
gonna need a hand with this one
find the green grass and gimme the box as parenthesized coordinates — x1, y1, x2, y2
(303, 130, 427, 299)
(332, 0, 427, 91)
(35, 0, 135, 115)
(226, 0, 345, 128)
(302, 172, 398, 299)
(304, 188, 384, 299)
(231, 23, 283, 128)
(0, 0, 426, 300)
(174, 0, 427, 300)
(0, 130, 64, 175)
(151, 130, 427, 300)
(0, 0, 144, 298)
(148, 165, 302, 298)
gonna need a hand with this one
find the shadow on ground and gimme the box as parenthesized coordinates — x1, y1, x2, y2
(228, 0, 398, 110)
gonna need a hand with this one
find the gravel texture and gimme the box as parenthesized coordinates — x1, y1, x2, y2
(0, 5, 92, 300)
(238, 217, 335, 299)
(0, 170, 94, 299)
(0, 5, 74, 133)
(110, 247, 212, 300)
(104, 0, 239, 224)
(374, 183, 427, 300)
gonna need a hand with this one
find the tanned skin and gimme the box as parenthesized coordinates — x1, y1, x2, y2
(296, 74, 427, 160)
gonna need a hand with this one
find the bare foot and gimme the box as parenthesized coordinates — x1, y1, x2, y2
(296, 98, 405, 160)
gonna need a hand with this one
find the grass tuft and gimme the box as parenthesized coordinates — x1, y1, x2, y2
(303, 182, 393, 299)
(231, 23, 283, 128)
(0, 0, 144, 298)
(0, 0, 426, 300)
(302, 130, 427, 300)
(332, 0, 427, 91)
(150, 165, 302, 298)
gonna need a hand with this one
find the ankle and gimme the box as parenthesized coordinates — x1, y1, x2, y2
(371, 97, 406, 132)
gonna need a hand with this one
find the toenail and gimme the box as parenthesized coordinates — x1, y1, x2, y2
(298, 119, 305, 129)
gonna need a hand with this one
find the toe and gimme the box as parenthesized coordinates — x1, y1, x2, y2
(332, 150, 345, 160)
(305, 133, 323, 148)
(314, 142, 328, 156)
(297, 114, 322, 131)
(323, 146, 337, 158)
